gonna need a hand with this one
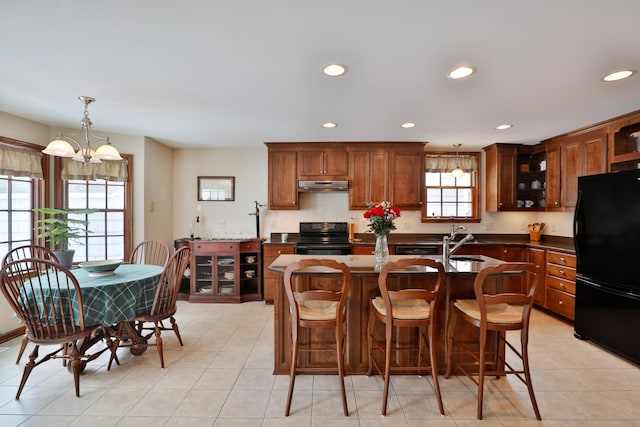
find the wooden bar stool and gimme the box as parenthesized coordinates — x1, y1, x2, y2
(366, 258, 446, 416)
(283, 259, 351, 416)
(445, 262, 541, 420)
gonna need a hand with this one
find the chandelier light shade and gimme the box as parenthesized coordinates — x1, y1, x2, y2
(450, 143, 465, 177)
(42, 96, 122, 163)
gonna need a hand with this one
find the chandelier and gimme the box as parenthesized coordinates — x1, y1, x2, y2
(450, 144, 465, 177)
(42, 96, 122, 163)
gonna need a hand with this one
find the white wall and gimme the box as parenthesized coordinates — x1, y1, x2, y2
(172, 147, 269, 240)
(143, 137, 174, 246)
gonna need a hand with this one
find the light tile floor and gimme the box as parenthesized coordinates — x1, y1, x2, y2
(1, 301, 639, 426)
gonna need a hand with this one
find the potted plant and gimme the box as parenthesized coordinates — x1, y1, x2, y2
(33, 207, 94, 268)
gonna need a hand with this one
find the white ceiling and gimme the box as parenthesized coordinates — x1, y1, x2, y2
(1, 1, 639, 151)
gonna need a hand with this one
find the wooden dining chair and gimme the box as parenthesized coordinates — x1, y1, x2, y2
(366, 258, 446, 416)
(445, 262, 541, 420)
(109, 246, 191, 368)
(0, 258, 100, 399)
(283, 259, 351, 416)
(1, 245, 59, 365)
(129, 239, 170, 267)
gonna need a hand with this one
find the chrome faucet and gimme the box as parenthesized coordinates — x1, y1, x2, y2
(442, 231, 474, 265)
(450, 223, 466, 239)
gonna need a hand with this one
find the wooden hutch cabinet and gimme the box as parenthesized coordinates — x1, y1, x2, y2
(188, 240, 262, 303)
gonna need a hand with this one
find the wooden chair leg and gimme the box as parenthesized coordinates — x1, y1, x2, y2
(285, 324, 299, 416)
(477, 327, 487, 420)
(155, 324, 164, 368)
(16, 345, 39, 399)
(428, 323, 445, 415)
(70, 344, 82, 397)
(15, 334, 28, 364)
(170, 316, 184, 346)
(336, 324, 348, 416)
(522, 331, 541, 420)
(381, 323, 393, 416)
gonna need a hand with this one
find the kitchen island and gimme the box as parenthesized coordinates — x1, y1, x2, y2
(268, 254, 513, 375)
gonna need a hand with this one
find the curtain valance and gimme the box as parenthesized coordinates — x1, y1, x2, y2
(0, 145, 44, 178)
(424, 154, 477, 172)
(61, 158, 129, 182)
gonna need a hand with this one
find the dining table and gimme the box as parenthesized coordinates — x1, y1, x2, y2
(20, 263, 164, 366)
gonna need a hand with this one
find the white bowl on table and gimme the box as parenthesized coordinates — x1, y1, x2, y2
(78, 260, 123, 277)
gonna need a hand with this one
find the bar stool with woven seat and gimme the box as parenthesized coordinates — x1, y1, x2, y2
(445, 262, 541, 420)
(283, 259, 351, 416)
(366, 258, 446, 416)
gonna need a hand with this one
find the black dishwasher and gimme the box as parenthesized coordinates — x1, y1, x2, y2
(394, 245, 439, 255)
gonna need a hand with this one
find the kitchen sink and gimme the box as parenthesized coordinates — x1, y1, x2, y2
(449, 255, 485, 262)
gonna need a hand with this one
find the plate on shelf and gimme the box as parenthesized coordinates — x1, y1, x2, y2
(217, 259, 234, 265)
(199, 286, 212, 293)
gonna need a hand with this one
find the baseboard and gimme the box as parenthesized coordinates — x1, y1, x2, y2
(0, 326, 25, 344)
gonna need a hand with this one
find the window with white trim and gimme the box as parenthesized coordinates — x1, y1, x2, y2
(422, 151, 481, 222)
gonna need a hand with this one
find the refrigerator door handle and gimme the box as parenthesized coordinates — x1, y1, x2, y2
(573, 190, 583, 265)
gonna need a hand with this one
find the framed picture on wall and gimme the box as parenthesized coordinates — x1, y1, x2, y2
(198, 176, 235, 201)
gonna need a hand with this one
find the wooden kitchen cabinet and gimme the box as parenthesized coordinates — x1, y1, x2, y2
(484, 143, 518, 211)
(189, 240, 262, 303)
(348, 142, 424, 210)
(527, 247, 546, 306)
(544, 142, 561, 209)
(610, 112, 640, 171)
(297, 146, 349, 180)
(560, 131, 607, 208)
(389, 148, 424, 209)
(349, 150, 389, 209)
(267, 144, 298, 210)
(262, 243, 295, 304)
(544, 250, 576, 320)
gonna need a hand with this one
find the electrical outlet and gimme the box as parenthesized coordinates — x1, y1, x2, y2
(197, 204, 202, 212)
(550, 223, 557, 232)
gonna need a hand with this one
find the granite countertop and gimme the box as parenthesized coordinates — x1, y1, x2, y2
(267, 254, 504, 275)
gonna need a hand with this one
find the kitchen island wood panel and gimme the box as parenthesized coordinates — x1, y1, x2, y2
(268, 254, 508, 375)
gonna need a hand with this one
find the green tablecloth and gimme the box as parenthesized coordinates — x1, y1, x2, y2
(73, 264, 163, 326)
(23, 264, 163, 327)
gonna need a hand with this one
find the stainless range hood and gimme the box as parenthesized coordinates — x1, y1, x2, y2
(298, 180, 349, 192)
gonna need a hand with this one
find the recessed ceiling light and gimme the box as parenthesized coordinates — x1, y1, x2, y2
(322, 122, 337, 128)
(323, 64, 347, 77)
(602, 69, 636, 82)
(401, 122, 416, 128)
(496, 124, 512, 130)
(447, 66, 475, 79)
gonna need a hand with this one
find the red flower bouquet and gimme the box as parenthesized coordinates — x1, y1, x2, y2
(363, 201, 401, 236)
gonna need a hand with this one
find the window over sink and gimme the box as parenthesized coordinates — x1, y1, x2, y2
(422, 151, 480, 223)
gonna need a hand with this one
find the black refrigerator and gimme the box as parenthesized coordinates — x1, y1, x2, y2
(574, 168, 640, 364)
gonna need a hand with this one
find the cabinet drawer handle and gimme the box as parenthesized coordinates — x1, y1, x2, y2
(558, 300, 563, 305)
(559, 283, 565, 288)
(559, 269, 565, 275)
(559, 257, 565, 262)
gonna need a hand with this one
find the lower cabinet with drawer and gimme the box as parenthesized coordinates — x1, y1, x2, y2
(188, 239, 262, 303)
(544, 250, 577, 320)
(262, 244, 295, 304)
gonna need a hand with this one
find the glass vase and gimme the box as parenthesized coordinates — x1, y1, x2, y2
(374, 233, 390, 272)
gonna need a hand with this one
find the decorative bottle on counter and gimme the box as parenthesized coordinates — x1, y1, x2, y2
(374, 233, 389, 272)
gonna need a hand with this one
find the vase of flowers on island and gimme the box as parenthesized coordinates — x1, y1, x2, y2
(363, 201, 401, 271)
